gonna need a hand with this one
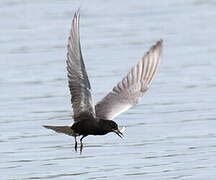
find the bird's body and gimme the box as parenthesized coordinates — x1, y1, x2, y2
(72, 119, 114, 136)
(44, 9, 163, 153)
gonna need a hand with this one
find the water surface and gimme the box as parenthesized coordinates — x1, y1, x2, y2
(1, 0, 216, 179)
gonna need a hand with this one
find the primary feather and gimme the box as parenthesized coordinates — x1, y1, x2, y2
(95, 40, 163, 120)
(67, 10, 96, 121)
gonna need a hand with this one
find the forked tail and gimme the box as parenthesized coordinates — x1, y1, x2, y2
(43, 125, 76, 136)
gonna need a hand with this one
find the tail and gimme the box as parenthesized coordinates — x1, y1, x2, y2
(43, 125, 76, 136)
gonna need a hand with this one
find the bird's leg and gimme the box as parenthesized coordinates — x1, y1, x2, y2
(80, 135, 87, 154)
(74, 136, 78, 152)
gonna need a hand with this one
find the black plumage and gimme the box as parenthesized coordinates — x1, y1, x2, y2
(44, 10, 163, 153)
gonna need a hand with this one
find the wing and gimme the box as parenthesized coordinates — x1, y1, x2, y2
(67, 10, 95, 121)
(95, 40, 163, 120)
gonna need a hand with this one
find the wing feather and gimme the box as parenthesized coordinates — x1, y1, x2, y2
(67, 10, 95, 121)
(95, 40, 163, 120)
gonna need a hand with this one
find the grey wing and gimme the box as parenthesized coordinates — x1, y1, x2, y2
(95, 40, 163, 120)
(67, 10, 95, 121)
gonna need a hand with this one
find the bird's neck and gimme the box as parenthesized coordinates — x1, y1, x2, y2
(92, 120, 110, 135)
(96, 119, 112, 135)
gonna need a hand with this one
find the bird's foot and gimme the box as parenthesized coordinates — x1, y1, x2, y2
(74, 135, 87, 154)
(75, 141, 78, 152)
(79, 135, 87, 154)
(74, 136, 78, 152)
(80, 142, 83, 154)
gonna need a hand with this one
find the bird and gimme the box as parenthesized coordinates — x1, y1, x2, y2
(43, 9, 163, 153)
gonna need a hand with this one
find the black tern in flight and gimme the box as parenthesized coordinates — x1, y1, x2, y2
(44, 10, 163, 153)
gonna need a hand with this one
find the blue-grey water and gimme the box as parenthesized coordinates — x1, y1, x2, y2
(1, 0, 216, 179)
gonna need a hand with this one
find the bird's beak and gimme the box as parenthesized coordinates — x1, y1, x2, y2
(112, 129, 124, 138)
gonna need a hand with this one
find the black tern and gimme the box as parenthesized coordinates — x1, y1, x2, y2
(44, 10, 163, 153)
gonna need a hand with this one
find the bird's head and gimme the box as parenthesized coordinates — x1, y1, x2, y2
(101, 120, 124, 138)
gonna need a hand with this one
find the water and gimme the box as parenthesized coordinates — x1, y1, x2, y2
(1, 0, 216, 179)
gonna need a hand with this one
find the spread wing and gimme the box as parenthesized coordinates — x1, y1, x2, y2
(95, 40, 163, 120)
(67, 10, 95, 121)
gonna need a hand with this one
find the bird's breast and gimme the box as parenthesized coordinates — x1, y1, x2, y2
(71, 120, 108, 136)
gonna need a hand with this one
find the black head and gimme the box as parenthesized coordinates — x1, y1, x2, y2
(100, 120, 123, 138)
